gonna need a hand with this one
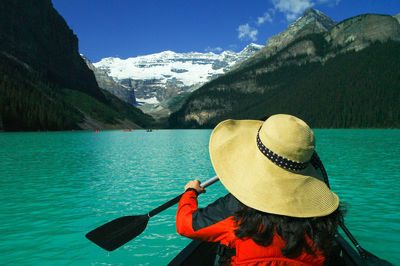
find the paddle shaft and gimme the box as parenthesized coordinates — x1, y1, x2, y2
(313, 153, 366, 258)
(148, 175, 219, 218)
(85, 176, 219, 251)
(339, 222, 366, 258)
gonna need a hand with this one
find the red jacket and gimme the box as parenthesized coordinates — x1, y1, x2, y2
(176, 190, 325, 265)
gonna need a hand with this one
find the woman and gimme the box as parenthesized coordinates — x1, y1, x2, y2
(176, 114, 343, 265)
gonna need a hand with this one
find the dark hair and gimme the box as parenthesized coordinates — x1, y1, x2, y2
(233, 202, 344, 258)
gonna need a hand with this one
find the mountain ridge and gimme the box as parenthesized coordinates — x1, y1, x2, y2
(0, 0, 154, 131)
(93, 43, 264, 118)
(95, 43, 264, 84)
(168, 10, 400, 128)
(82, 55, 137, 106)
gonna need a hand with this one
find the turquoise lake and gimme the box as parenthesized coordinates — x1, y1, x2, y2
(1, 129, 399, 265)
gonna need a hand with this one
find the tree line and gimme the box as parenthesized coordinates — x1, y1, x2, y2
(169, 40, 400, 129)
(0, 53, 155, 131)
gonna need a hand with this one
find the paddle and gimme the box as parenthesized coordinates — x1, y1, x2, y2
(312, 153, 393, 265)
(311, 154, 366, 254)
(86, 175, 219, 251)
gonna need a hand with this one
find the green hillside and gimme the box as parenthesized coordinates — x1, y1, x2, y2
(0, 53, 154, 131)
(169, 40, 400, 128)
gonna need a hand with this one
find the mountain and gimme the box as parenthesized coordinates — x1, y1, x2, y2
(395, 14, 400, 23)
(169, 10, 400, 129)
(0, 0, 154, 131)
(93, 44, 263, 118)
(0, 0, 102, 101)
(261, 8, 336, 59)
(82, 55, 137, 106)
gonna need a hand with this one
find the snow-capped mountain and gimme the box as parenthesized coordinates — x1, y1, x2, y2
(82, 55, 136, 106)
(93, 43, 263, 108)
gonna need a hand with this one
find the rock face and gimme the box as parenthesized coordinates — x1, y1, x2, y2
(263, 8, 336, 58)
(82, 55, 136, 105)
(244, 11, 400, 75)
(0, 0, 104, 102)
(169, 10, 400, 128)
(93, 44, 263, 116)
(395, 14, 400, 23)
(327, 14, 400, 51)
(242, 11, 400, 71)
(0, 0, 154, 131)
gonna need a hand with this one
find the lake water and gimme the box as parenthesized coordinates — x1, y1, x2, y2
(0, 129, 399, 265)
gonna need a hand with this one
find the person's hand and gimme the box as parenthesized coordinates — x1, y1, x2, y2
(184, 179, 205, 194)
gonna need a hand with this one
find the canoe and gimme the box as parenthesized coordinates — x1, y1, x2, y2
(168, 233, 393, 265)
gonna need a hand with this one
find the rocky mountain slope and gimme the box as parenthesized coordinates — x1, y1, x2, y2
(0, 0, 154, 131)
(169, 10, 400, 128)
(82, 55, 137, 106)
(93, 44, 263, 117)
(395, 14, 400, 23)
(244, 8, 336, 67)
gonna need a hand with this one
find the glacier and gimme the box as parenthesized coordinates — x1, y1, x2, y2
(93, 43, 264, 87)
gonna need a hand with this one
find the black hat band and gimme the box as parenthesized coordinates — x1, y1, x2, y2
(256, 127, 309, 171)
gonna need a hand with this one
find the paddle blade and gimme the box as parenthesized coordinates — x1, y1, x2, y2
(86, 214, 149, 251)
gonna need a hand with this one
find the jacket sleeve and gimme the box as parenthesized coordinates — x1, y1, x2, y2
(176, 190, 238, 244)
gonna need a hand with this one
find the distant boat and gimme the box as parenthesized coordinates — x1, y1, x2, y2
(146, 129, 152, 132)
(93, 130, 100, 133)
(122, 130, 133, 132)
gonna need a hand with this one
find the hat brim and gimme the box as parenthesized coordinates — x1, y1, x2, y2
(209, 119, 339, 218)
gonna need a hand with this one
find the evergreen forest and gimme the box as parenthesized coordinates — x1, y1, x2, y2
(169, 40, 400, 128)
(0, 53, 154, 131)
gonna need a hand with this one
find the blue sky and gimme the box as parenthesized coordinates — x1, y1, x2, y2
(52, 0, 400, 62)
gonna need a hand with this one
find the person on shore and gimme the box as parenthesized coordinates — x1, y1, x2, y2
(176, 114, 343, 265)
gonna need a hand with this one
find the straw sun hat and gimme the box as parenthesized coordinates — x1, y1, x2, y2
(209, 114, 339, 218)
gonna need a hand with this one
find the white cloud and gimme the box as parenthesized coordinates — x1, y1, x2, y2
(271, 0, 314, 21)
(333, 0, 341, 6)
(317, 0, 340, 4)
(236, 0, 338, 41)
(257, 11, 274, 25)
(228, 44, 239, 51)
(237, 24, 258, 41)
(205, 46, 223, 53)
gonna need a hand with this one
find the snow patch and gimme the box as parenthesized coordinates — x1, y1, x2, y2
(136, 97, 159, 104)
(93, 44, 264, 87)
